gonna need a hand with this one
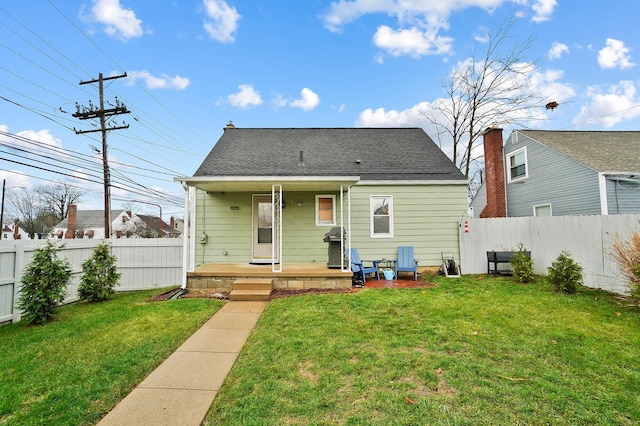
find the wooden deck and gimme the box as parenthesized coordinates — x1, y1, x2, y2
(187, 262, 354, 291)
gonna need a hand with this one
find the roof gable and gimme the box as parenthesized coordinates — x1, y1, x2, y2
(193, 128, 465, 181)
(518, 130, 640, 172)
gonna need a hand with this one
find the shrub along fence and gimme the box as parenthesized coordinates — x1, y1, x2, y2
(0, 239, 183, 324)
(459, 214, 640, 295)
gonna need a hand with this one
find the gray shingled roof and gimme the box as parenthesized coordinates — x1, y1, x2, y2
(193, 128, 465, 181)
(55, 210, 122, 228)
(519, 130, 640, 172)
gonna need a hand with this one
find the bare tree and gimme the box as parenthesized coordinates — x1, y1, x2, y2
(5, 189, 44, 238)
(427, 15, 545, 193)
(36, 182, 85, 221)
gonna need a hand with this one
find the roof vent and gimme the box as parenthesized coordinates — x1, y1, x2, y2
(298, 150, 305, 166)
(224, 121, 235, 130)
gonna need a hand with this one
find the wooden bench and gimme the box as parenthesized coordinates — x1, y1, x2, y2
(486, 250, 530, 275)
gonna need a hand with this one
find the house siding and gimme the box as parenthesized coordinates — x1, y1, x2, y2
(348, 184, 468, 267)
(606, 178, 640, 214)
(194, 184, 468, 268)
(505, 132, 602, 217)
(194, 190, 346, 266)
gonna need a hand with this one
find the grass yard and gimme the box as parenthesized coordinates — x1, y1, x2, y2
(0, 289, 223, 426)
(205, 275, 640, 425)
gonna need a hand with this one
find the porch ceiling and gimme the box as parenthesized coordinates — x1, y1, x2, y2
(177, 176, 360, 192)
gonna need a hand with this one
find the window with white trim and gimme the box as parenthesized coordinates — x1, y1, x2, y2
(370, 195, 393, 238)
(534, 204, 552, 216)
(315, 195, 336, 226)
(508, 147, 528, 182)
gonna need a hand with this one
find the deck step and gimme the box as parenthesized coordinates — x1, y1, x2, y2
(229, 279, 273, 301)
(229, 289, 272, 301)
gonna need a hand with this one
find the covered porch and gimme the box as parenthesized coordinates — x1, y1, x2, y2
(187, 262, 354, 292)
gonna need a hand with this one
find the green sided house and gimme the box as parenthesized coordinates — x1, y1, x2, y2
(175, 125, 468, 296)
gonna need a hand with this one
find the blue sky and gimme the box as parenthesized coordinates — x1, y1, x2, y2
(2, 0, 640, 220)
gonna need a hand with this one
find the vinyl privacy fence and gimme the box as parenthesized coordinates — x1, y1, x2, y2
(0, 239, 183, 324)
(459, 214, 640, 295)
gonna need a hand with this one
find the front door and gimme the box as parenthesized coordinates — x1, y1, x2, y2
(252, 195, 276, 263)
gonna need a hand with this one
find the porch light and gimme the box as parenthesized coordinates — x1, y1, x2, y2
(297, 199, 304, 207)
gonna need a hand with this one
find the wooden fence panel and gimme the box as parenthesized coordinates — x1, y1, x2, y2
(460, 214, 640, 295)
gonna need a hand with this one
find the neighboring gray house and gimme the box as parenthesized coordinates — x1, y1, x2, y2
(176, 125, 469, 288)
(478, 127, 640, 217)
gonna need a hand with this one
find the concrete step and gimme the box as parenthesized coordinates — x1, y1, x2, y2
(229, 289, 272, 301)
(232, 279, 273, 291)
(229, 279, 273, 301)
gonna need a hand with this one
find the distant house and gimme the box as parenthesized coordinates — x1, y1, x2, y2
(175, 125, 468, 287)
(1, 220, 30, 240)
(51, 205, 174, 239)
(476, 127, 640, 217)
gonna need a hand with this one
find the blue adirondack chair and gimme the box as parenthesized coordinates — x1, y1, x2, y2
(394, 246, 419, 281)
(349, 248, 380, 282)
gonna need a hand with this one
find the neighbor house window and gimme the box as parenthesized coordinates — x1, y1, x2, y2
(316, 195, 336, 226)
(534, 204, 552, 216)
(370, 195, 393, 238)
(508, 148, 527, 182)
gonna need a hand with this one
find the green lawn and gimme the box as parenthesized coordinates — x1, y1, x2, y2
(0, 289, 223, 426)
(205, 276, 640, 425)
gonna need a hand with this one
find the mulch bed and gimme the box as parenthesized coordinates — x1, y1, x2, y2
(148, 280, 437, 302)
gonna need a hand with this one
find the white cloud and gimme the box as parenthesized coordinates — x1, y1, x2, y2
(531, 0, 557, 22)
(598, 38, 634, 69)
(356, 101, 432, 128)
(127, 70, 190, 90)
(548, 41, 569, 60)
(202, 0, 241, 43)
(321, 1, 556, 58)
(373, 24, 453, 57)
(0, 126, 63, 150)
(289, 88, 320, 111)
(84, 0, 144, 41)
(227, 84, 262, 108)
(572, 81, 640, 128)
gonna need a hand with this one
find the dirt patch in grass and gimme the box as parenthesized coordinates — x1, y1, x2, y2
(148, 276, 439, 301)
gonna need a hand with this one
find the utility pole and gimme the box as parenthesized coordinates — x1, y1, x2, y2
(73, 72, 129, 238)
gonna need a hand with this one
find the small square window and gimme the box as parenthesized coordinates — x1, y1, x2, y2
(316, 195, 336, 226)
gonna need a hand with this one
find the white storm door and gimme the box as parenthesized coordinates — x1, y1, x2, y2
(252, 195, 274, 261)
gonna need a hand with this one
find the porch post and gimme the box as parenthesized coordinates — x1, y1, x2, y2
(341, 184, 352, 272)
(271, 184, 282, 272)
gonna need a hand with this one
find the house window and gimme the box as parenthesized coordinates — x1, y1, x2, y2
(508, 148, 527, 182)
(316, 195, 336, 226)
(370, 195, 393, 238)
(534, 204, 552, 216)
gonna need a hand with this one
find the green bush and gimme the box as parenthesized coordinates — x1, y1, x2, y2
(78, 242, 121, 302)
(547, 251, 583, 294)
(17, 241, 72, 324)
(511, 245, 534, 283)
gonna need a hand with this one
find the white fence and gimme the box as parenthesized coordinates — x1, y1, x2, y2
(459, 214, 640, 295)
(0, 239, 183, 324)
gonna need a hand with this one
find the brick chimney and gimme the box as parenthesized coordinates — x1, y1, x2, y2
(170, 216, 175, 230)
(480, 126, 507, 218)
(13, 219, 20, 240)
(65, 204, 77, 239)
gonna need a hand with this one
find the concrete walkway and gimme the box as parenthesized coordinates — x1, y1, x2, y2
(97, 301, 268, 426)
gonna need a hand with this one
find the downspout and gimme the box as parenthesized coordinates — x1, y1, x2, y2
(598, 173, 608, 215)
